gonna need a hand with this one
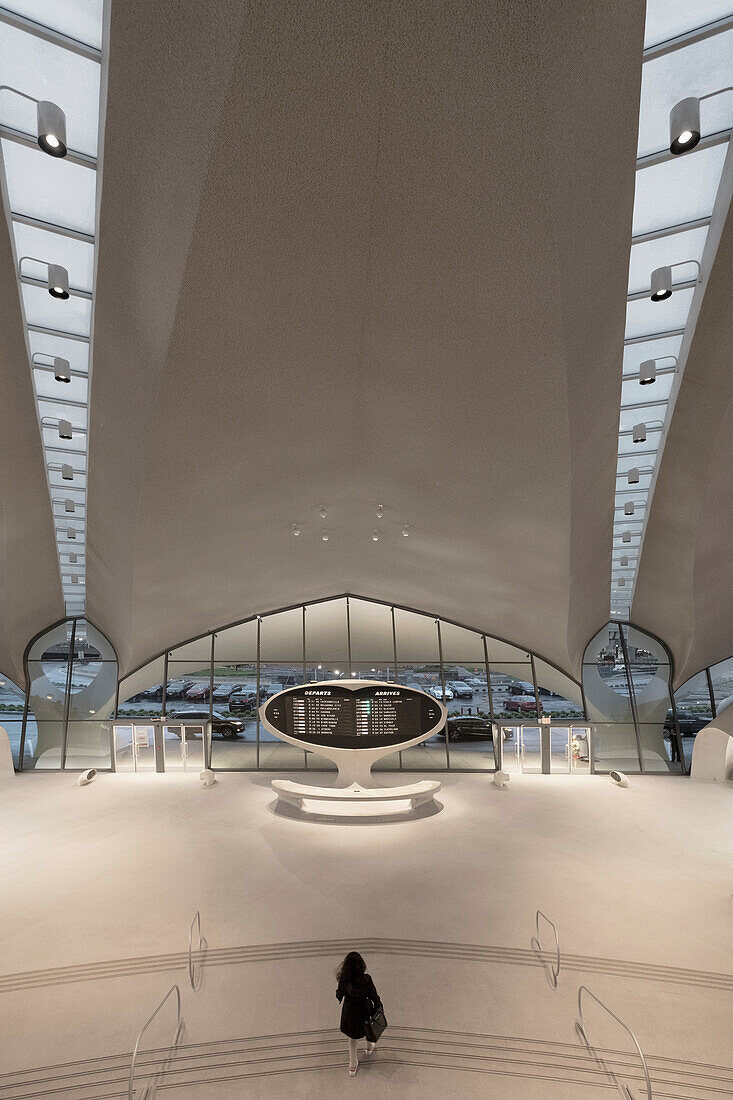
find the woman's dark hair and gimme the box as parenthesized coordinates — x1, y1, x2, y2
(337, 951, 366, 984)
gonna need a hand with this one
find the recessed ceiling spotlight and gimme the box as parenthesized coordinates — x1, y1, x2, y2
(317, 664, 322, 669)
(372, 530, 379, 541)
(321, 529, 329, 541)
(319, 504, 327, 519)
(376, 504, 384, 518)
(402, 524, 410, 537)
(292, 524, 301, 536)
(46, 694, 53, 700)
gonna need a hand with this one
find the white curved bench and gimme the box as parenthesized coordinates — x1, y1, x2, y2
(271, 778, 441, 818)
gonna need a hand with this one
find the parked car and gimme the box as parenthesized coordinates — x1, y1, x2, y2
(185, 682, 211, 701)
(212, 682, 242, 702)
(439, 716, 514, 741)
(504, 681, 535, 696)
(440, 716, 492, 741)
(164, 679, 194, 699)
(503, 695, 537, 713)
(266, 682, 284, 698)
(140, 683, 164, 701)
(663, 708, 708, 737)
(466, 678, 487, 689)
(229, 687, 267, 711)
(169, 709, 245, 739)
(430, 684, 454, 701)
(447, 680, 473, 698)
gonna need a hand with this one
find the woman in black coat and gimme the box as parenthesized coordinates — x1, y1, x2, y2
(336, 951, 382, 1076)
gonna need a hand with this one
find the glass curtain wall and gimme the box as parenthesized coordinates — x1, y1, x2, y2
(19, 618, 116, 770)
(673, 655, 733, 758)
(114, 596, 587, 774)
(2, 674, 30, 769)
(582, 620, 676, 774)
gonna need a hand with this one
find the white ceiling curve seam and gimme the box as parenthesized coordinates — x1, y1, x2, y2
(0, 1, 107, 619)
(610, 2, 733, 617)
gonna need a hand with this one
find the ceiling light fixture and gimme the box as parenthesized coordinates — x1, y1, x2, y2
(372, 530, 379, 541)
(31, 352, 71, 383)
(69, 553, 77, 563)
(402, 524, 410, 537)
(292, 524, 301, 536)
(618, 578, 626, 587)
(62, 464, 74, 481)
(669, 89, 733, 155)
(67, 527, 76, 540)
(0, 86, 68, 157)
(650, 260, 701, 302)
(632, 423, 647, 443)
(64, 499, 75, 513)
(319, 504, 327, 519)
(638, 355, 677, 386)
(321, 529, 329, 541)
(376, 504, 384, 518)
(18, 256, 70, 299)
(622, 531, 632, 543)
(58, 419, 72, 439)
(624, 502, 634, 515)
(620, 556, 629, 567)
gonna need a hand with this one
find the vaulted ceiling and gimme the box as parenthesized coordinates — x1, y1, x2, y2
(3, 1, 733, 688)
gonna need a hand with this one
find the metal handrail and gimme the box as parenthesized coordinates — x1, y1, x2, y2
(188, 911, 205, 991)
(128, 984, 183, 1100)
(576, 985, 652, 1099)
(530, 910, 560, 988)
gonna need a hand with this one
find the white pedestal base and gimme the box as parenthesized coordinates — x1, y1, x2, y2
(271, 778, 442, 821)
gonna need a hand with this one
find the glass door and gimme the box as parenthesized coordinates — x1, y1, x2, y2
(570, 726, 592, 773)
(520, 725, 542, 772)
(550, 726, 571, 773)
(163, 722, 206, 771)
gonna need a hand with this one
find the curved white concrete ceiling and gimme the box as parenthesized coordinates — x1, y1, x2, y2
(83, 0, 646, 680)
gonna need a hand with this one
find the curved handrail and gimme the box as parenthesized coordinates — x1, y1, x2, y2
(530, 909, 560, 988)
(576, 985, 652, 1099)
(188, 910, 204, 991)
(128, 984, 183, 1100)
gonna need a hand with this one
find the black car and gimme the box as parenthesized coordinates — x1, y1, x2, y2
(663, 708, 708, 737)
(164, 678, 195, 699)
(440, 716, 493, 741)
(229, 687, 267, 712)
(169, 709, 245, 739)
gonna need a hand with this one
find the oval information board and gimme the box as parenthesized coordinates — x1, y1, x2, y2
(261, 681, 445, 750)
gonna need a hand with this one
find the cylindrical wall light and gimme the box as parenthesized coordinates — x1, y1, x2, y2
(624, 502, 635, 515)
(68, 552, 78, 563)
(61, 464, 74, 481)
(64, 499, 75, 513)
(618, 577, 626, 587)
(639, 359, 656, 385)
(67, 527, 77, 540)
(36, 99, 67, 157)
(620, 556, 629, 567)
(622, 531, 632, 543)
(669, 97, 701, 154)
(651, 260, 701, 301)
(632, 423, 647, 443)
(31, 352, 71, 382)
(19, 256, 70, 298)
(627, 467, 640, 484)
(0, 87, 68, 158)
(58, 419, 72, 439)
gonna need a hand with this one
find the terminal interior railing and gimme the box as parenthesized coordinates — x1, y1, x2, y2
(576, 985, 652, 1099)
(128, 983, 184, 1100)
(530, 909, 560, 988)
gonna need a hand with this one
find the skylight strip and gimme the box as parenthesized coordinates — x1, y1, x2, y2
(0, 5, 101, 60)
(643, 13, 733, 60)
(611, 5, 733, 612)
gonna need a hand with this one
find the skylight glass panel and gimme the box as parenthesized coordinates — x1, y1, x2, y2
(622, 333, 682, 375)
(0, 22, 100, 155)
(638, 29, 733, 156)
(38, 397, 88, 429)
(627, 225, 707, 294)
(633, 144, 726, 236)
(21, 282, 91, 335)
(2, 1, 104, 50)
(618, 402, 669, 432)
(13, 221, 94, 290)
(28, 330, 88, 372)
(33, 366, 88, 403)
(644, 2, 733, 49)
(1, 140, 96, 235)
(621, 373, 674, 405)
(624, 287, 694, 340)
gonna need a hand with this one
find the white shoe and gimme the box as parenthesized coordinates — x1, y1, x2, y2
(348, 1062, 359, 1077)
(364, 1044, 375, 1056)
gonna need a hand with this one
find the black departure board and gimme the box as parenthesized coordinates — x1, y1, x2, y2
(263, 683, 443, 749)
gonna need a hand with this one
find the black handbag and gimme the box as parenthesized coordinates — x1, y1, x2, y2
(364, 1001, 387, 1043)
